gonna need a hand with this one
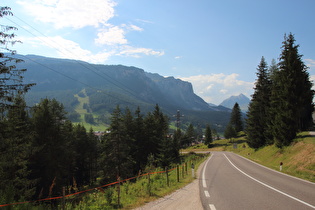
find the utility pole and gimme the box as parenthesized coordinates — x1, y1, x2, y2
(174, 110, 184, 130)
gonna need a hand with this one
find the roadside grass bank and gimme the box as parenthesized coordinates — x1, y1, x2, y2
(60, 153, 208, 209)
(184, 132, 315, 183)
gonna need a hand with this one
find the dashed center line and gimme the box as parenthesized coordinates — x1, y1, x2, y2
(209, 204, 217, 210)
(204, 190, 210, 197)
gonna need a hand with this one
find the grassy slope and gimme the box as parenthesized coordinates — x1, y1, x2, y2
(73, 89, 108, 131)
(186, 131, 315, 182)
(62, 154, 207, 209)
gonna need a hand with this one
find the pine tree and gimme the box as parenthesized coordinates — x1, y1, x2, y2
(204, 124, 213, 147)
(270, 34, 314, 147)
(143, 104, 169, 158)
(0, 7, 35, 112)
(268, 58, 278, 82)
(224, 123, 237, 140)
(246, 57, 271, 148)
(230, 103, 243, 132)
(0, 95, 35, 202)
(133, 107, 146, 170)
(30, 98, 69, 197)
(182, 123, 195, 147)
(73, 124, 92, 185)
(101, 105, 134, 182)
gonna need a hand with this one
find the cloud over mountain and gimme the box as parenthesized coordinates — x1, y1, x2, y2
(180, 73, 253, 105)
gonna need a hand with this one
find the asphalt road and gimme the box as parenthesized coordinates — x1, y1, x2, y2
(200, 152, 315, 210)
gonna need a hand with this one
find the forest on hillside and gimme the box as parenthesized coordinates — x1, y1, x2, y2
(1, 6, 314, 208)
(0, 7, 195, 206)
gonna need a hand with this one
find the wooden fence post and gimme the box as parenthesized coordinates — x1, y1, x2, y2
(117, 177, 121, 208)
(62, 186, 65, 210)
(166, 167, 169, 187)
(186, 162, 188, 175)
(148, 173, 151, 195)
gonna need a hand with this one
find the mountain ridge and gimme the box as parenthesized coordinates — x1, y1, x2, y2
(14, 54, 232, 130)
(219, 93, 250, 112)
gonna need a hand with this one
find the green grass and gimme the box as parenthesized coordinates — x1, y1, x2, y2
(57, 153, 208, 209)
(184, 132, 315, 183)
(73, 90, 108, 131)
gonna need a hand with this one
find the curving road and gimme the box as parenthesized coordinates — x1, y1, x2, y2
(200, 152, 315, 210)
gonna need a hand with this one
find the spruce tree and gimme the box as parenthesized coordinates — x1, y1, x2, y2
(204, 124, 213, 147)
(0, 7, 35, 112)
(133, 107, 146, 170)
(182, 123, 195, 147)
(230, 103, 243, 132)
(224, 123, 237, 140)
(270, 33, 314, 147)
(246, 57, 271, 148)
(0, 96, 35, 202)
(30, 98, 69, 197)
(101, 105, 134, 182)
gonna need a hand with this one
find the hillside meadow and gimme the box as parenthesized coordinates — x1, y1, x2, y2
(186, 131, 315, 182)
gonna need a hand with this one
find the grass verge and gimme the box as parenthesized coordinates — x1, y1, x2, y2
(184, 132, 315, 183)
(60, 153, 208, 209)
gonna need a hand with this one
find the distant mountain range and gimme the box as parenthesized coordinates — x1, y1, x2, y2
(219, 93, 250, 112)
(15, 54, 234, 131)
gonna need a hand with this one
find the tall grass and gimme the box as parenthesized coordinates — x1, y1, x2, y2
(54, 153, 208, 209)
(190, 132, 315, 183)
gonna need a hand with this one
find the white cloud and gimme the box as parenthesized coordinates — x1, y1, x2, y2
(22, 36, 112, 63)
(180, 74, 254, 105)
(95, 24, 143, 46)
(118, 46, 165, 57)
(95, 25, 127, 45)
(127, 24, 143, 32)
(20, 36, 164, 63)
(305, 58, 315, 69)
(18, 0, 116, 29)
(17, 0, 164, 60)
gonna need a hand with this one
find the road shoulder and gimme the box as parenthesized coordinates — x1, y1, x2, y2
(134, 159, 206, 210)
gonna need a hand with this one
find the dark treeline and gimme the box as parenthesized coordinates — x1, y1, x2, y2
(0, 7, 212, 205)
(246, 33, 314, 149)
(0, 97, 187, 204)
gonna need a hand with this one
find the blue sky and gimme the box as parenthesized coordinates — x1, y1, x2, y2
(2, 0, 315, 104)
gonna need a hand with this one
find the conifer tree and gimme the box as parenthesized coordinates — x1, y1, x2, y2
(224, 123, 237, 140)
(230, 103, 243, 132)
(101, 105, 134, 182)
(143, 104, 169, 158)
(133, 107, 146, 170)
(73, 124, 95, 185)
(0, 96, 35, 202)
(0, 7, 35, 112)
(246, 57, 271, 148)
(270, 33, 314, 147)
(30, 98, 69, 197)
(268, 58, 278, 82)
(204, 124, 213, 146)
(182, 123, 195, 147)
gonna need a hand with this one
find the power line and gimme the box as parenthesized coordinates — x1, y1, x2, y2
(20, 54, 128, 103)
(5, 15, 142, 100)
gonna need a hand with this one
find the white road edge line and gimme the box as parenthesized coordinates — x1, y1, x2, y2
(202, 155, 213, 188)
(224, 154, 315, 209)
(209, 204, 216, 210)
(233, 152, 315, 185)
(204, 190, 210, 197)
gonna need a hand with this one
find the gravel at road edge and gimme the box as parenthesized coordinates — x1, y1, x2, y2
(134, 159, 206, 210)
